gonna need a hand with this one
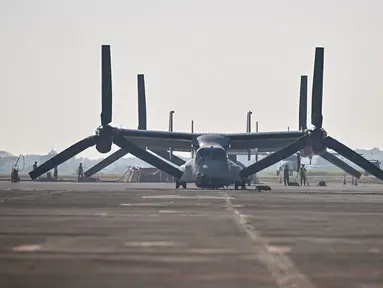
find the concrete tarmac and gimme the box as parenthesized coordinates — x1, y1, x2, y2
(1, 182, 383, 288)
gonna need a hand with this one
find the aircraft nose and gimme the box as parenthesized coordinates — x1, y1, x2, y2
(199, 162, 229, 178)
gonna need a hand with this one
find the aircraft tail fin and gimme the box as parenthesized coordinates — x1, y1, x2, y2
(246, 111, 252, 161)
(168, 111, 174, 132)
(246, 111, 251, 133)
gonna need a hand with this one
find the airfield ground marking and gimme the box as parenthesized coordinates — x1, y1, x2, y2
(0, 193, 48, 203)
(0, 190, 64, 203)
(0, 194, 36, 203)
(220, 191, 316, 288)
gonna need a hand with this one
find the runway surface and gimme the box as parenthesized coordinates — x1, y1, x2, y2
(1, 182, 383, 288)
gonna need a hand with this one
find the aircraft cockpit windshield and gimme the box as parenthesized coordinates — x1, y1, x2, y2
(196, 147, 227, 162)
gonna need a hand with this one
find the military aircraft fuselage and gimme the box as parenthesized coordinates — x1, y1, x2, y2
(177, 132, 317, 189)
(178, 140, 243, 189)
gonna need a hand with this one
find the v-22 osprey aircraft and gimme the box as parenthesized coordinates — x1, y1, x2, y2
(29, 46, 383, 189)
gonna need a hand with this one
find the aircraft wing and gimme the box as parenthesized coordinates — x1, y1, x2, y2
(119, 129, 195, 152)
(226, 131, 304, 150)
(118, 129, 304, 152)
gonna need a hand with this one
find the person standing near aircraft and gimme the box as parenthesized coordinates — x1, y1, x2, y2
(283, 164, 290, 186)
(300, 164, 307, 186)
(31, 161, 38, 180)
(78, 163, 84, 180)
(53, 166, 58, 181)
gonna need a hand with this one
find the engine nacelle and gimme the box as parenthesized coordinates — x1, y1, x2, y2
(310, 128, 327, 155)
(96, 140, 112, 154)
(95, 127, 113, 153)
(299, 128, 327, 157)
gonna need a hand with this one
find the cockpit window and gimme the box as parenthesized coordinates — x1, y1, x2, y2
(211, 148, 226, 161)
(196, 147, 227, 162)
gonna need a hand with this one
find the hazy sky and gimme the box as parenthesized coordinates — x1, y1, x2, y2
(1, 0, 383, 159)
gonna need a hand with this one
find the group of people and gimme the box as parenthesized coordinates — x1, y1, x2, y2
(282, 164, 308, 186)
(32, 161, 59, 180)
(31, 161, 85, 181)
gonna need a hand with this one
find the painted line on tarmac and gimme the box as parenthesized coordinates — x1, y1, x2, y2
(142, 195, 234, 200)
(1, 194, 37, 203)
(0, 191, 64, 203)
(220, 191, 316, 288)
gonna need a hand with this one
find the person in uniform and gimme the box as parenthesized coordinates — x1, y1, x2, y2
(53, 166, 58, 181)
(300, 164, 307, 186)
(283, 164, 290, 186)
(78, 163, 84, 180)
(31, 161, 39, 180)
(277, 166, 283, 183)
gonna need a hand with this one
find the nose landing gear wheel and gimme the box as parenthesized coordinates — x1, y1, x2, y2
(234, 181, 246, 190)
(175, 180, 187, 189)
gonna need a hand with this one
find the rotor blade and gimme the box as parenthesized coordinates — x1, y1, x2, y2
(239, 135, 309, 178)
(84, 148, 128, 178)
(311, 47, 324, 128)
(113, 135, 183, 179)
(137, 74, 147, 130)
(299, 75, 308, 130)
(29, 136, 98, 180)
(320, 150, 362, 179)
(150, 149, 186, 166)
(325, 136, 383, 181)
(101, 45, 112, 126)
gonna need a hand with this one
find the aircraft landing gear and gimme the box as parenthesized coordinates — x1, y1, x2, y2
(234, 181, 246, 190)
(175, 180, 187, 189)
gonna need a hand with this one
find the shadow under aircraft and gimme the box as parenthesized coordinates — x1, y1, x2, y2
(29, 46, 383, 189)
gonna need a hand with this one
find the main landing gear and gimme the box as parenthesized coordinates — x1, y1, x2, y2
(175, 180, 187, 189)
(234, 181, 246, 190)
